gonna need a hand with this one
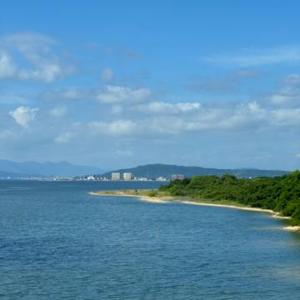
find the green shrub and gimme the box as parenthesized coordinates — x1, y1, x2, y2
(159, 172, 300, 223)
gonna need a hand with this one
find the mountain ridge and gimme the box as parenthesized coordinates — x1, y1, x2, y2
(0, 159, 105, 177)
(102, 163, 288, 179)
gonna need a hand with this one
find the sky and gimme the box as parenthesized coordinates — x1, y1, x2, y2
(1, 0, 300, 170)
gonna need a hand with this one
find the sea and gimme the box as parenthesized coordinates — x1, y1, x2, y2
(1, 180, 300, 299)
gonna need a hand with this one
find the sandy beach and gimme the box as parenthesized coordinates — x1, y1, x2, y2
(283, 226, 300, 232)
(89, 191, 173, 203)
(89, 190, 300, 232)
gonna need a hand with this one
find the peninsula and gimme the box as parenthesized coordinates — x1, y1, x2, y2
(90, 171, 300, 231)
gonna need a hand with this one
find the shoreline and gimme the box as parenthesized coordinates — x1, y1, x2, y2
(89, 191, 174, 204)
(89, 190, 299, 232)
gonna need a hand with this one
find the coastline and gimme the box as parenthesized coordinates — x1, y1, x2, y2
(89, 190, 174, 204)
(89, 189, 299, 232)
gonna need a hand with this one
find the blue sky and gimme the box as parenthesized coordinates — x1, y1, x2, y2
(1, 0, 300, 170)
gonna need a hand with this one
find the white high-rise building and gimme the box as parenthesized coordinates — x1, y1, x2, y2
(111, 172, 121, 181)
(171, 174, 185, 181)
(123, 172, 133, 181)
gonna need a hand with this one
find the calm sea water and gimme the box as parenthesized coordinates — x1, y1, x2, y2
(1, 180, 300, 299)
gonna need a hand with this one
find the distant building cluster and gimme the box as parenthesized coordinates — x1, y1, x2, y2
(73, 172, 185, 182)
(0, 172, 185, 182)
(110, 172, 168, 182)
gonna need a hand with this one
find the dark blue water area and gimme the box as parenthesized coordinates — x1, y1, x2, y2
(1, 180, 300, 299)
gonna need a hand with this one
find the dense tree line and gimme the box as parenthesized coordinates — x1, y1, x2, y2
(159, 171, 300, 224)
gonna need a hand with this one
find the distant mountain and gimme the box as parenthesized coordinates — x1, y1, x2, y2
(0, 159, 106, 177)
(102, 164, 288, 179)
(0, 170, 28, 179)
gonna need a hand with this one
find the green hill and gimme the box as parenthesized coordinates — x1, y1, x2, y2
(160, 171, 300, 225)
(102, 163, 288, 179)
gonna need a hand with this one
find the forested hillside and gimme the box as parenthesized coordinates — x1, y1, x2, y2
(160, 171, 300, 224)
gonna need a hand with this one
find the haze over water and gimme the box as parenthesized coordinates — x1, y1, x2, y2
(1, 180, 300, 299)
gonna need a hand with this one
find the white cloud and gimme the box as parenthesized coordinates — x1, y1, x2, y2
(6, 94, 296, 152)
(2, 31, 55, 49)
(49, 106, 67, 117)
(146, 102, 269, 134)
(270, 74, 300, 105)
(270, 94, 296, 105)
(0, 32, 74, 82)
(61, 89, 84, 99)
(138, 101, 201, 114)
(42, 85, 152, 105)
(55, 131, 76, 144)
(111, 105, 123, 115)
(9, 106, 39, 128)
(54, 98, 300, 139)
(89, 119, 138, 136)
(204, 46, 300, 67)
(285, 74, 300, 85)
(96, 85, 151, 104)
(18, 63, 67, 82)
(100, 68, 114, 81)
(0, 51, 16, 78)
(43, 88, 87, 101)
(271, 108, 300, 126)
